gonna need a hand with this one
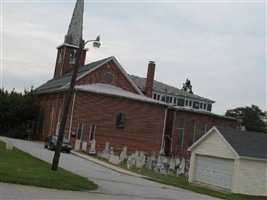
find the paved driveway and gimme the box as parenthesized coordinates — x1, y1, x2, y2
(0, 137, 218, 200)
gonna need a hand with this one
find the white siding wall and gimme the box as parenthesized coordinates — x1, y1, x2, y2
(188, 131, 236, 183)
(233, 159, 267, 196)
(193, 131, 236, 158)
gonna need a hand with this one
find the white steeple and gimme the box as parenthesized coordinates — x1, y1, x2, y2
(64, 0, 84, 47)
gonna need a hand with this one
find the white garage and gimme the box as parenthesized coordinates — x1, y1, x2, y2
(194, 155, 234, 189)
(188, 126, 267, 196)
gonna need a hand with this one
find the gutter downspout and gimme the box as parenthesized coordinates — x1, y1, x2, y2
(68, 89, 77, 141)
(170, 110, 176, 153)
(161, 107, 168, 150)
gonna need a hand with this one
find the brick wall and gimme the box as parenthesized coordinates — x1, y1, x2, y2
(35, 93, 65, 141)
(54, 46, 87, 78)
(76, 60, 139, 94)
(69, 91, 167, 155)
(170, 109, 238, 158)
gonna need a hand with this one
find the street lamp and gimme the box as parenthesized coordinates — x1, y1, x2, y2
(51, 36, 101, 171)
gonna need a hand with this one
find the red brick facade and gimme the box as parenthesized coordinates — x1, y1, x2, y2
(165, 109, 238, 158)
(75, 60, 138, 94)
(68, 91, 166, 154)
(54, 45, 87, 79)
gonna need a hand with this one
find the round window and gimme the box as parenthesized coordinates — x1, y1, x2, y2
(103, 72, 114, 84)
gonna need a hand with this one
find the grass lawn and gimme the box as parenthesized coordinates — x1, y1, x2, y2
(0, 141, 98, 191)
(88, 154, 266, 200)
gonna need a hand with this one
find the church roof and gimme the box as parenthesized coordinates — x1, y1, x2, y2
(129, 75, 214, 103)
(75, 84, 167, 106)
(35, 57, 112, 94)
(36, 56, 215, 105)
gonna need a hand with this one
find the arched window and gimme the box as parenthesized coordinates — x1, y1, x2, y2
(116, 113, 126, 129)
(188, 120, 196, 146)
(177, 119, 185, 146)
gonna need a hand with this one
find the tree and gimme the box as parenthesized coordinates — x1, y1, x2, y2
(0, 87, 40, 138)
(225, 105, 267, 133)
(181, 79, 193, 94)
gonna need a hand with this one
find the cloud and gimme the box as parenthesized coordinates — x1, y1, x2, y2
(1, 1, 266, 114)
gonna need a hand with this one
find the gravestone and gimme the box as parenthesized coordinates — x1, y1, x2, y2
(146, 156, 152, 169)
(140, 151, 146, 166)
(119, 146, 128, 162)
(98, 141, 110, 159)
(109, 147, 114, 156)
(154, 149, 164, 173)
(177, 157, 185, 176)
(5, 141, 13, 150)
(89, 139, 96, 154)
(136, 157, 143, 168)
(169, 158, 175, 171)
(74, 140, 81, 151)
(109, 155, 120, 165)
(82, 141, 87, 151)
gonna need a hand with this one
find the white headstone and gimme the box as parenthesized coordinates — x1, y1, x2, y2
(74, 140, 81, 151)
(82, 141, 87, 151)
(177, 157, 185, 175)
(119, 146, 128, 161)
(109, 155, 120, 165)
(5, 141, 13, 150)
(140, 151, 146, 166)
(105, 142, 109, 153)
(89, 139, 96, 154)
(169, 158, 175, 171)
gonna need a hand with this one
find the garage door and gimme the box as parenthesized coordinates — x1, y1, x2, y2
(194, 155, 234, 189)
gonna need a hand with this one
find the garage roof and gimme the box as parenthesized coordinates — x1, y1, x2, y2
(188, 126, 267, 160)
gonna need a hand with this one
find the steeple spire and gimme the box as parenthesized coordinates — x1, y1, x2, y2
(64, 0, 84, 47)
(53, 0, 87, 79)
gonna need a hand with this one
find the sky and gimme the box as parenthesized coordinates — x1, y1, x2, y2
(1, 0, 266, 115)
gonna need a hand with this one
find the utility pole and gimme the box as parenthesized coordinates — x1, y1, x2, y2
(51, 36, 100, 171)
(51, 38, 84, 171)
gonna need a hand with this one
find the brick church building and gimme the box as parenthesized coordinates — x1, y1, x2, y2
(35, 0, 237, 158)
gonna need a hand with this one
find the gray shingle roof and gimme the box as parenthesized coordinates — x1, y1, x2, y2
(75, 84, 167, 106)
(216, 127, 267, 159)
(35, 57, 112, 94)
(129, 75, 214, 103)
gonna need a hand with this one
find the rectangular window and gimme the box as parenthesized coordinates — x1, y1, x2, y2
(185, 100, 188, 106)
(188, 120, 196, 146)
(170, 97, 173, 104)
(177, 119, 185, 146)
(200, 122, 207, 136)
(193, 101, 199, 109)
(189, 101, 192, 107)
(153, 93, 157, 99)
(207, 104, 212, 112)
(89, 125, 96, 141)
(177, 98, 185, 106)
(174, 98, 177, 105)
(76, 123, 84, 140)
(157, 94, 160, 100)
(166, 96, 169, 103)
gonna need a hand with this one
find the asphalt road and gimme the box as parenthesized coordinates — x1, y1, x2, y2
(0, 137, 218, 200)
